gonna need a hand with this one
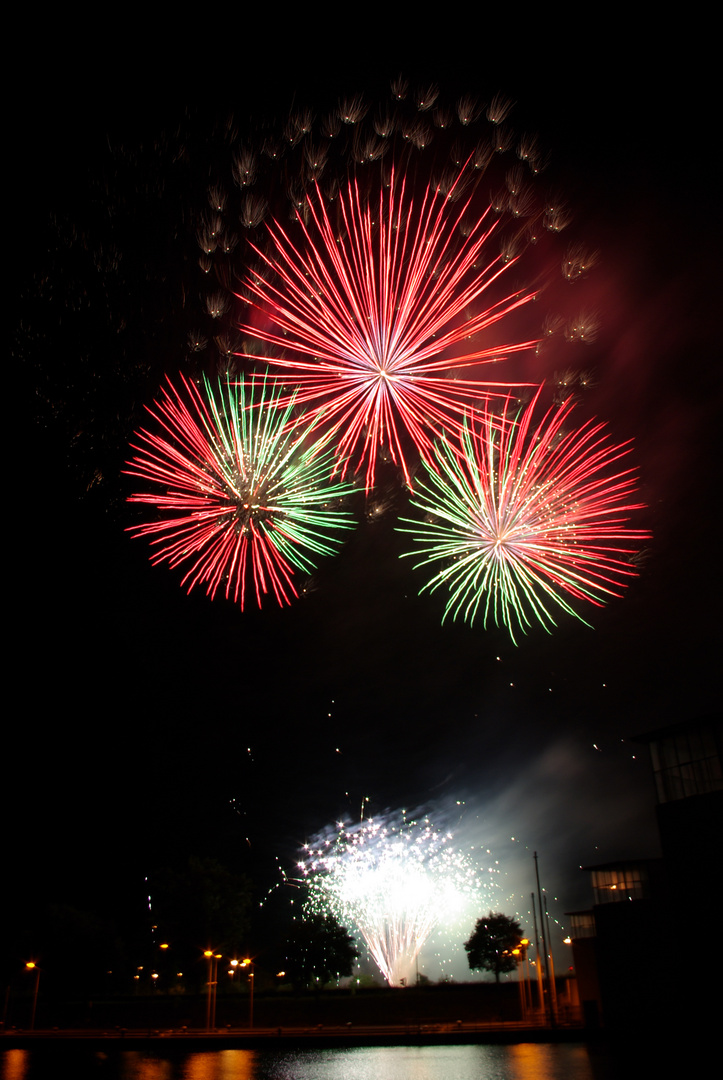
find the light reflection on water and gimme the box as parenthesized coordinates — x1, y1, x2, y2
(0, 1051, 27, 1080)
(1, 1043, 598, 1080)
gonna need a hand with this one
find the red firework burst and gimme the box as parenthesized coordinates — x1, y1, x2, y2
(237, 167, 539, 489)
(124, 374, 357, 610)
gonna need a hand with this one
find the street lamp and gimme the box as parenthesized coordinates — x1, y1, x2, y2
(212, 954, 221, 1028)
(25, 963, 40, 1031)
(204, 951, 221, 1030)
(511, 939, 530, 1018)
(204, 951, 213, 1030)
(241, 959, 254, 1029)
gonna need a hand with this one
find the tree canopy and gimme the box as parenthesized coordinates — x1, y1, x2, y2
(464, 912, 524, 982)
(284, 913, 359, 991)
(151, 856, 252, 958)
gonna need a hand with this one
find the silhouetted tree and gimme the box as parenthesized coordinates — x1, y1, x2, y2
(464, 912, 523, 983)
(284, 914, 358, 991)
(150, 856, 252, 982)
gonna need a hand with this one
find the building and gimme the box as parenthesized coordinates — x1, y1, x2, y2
(568, 716, 721, 1032)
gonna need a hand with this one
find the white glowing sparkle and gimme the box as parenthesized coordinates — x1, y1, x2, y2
(299, 811, 487, 986)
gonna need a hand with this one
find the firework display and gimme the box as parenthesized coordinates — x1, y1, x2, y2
(118, 81, 649, 631)
(399, 391, 649, 643)
(18, 61, 713, 1033)
(299, 812, 486, 986)
(125, 374, 357, 609)
(237, 169, 539, 490)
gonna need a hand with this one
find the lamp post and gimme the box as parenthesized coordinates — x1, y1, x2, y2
(212, 954, 221, 1028)
(204, 951, 221, 1030)
(521, 940, 532, 1017)
(512, 939, 530, 1019)
(544, 917, 559, 1021)
(229, 958, 239, 1024)
(204, 951, 213, 1030)
(241, 959, 254, 1029)
(25, 963, 40, 1031)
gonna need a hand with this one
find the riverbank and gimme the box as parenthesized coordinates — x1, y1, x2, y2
(0, 1020, 594, 1051)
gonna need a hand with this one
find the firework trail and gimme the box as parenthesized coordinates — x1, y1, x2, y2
(399, 390, 649, 642)
(236, 168, 539, 491)
(299, 811, 486, 986)
(125, 373, 357, 609)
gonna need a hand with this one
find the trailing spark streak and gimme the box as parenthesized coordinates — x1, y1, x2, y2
(237, 168, 539, 490)
(125, 374, 357, 609)
(299, 813, 484, 987)
(399, 390, 650, 642)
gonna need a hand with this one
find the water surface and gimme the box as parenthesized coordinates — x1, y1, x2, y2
(1, 1043, 607, 1080)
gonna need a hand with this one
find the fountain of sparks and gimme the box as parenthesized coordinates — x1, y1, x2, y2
(299, 811, 486, 986)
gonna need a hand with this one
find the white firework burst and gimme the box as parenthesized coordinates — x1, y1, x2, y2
(298, 810, 489, 986)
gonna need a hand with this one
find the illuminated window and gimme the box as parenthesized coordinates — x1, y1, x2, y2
(591, 864, 648, 904)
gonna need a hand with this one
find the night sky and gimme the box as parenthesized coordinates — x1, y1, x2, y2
(9, 42, 720, 983)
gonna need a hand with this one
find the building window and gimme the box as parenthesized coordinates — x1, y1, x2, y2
(650, 724, 722, 804)
(569, 912, 596, 939)
(592, 865, 648, 904)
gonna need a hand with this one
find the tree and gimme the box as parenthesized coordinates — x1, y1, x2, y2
(284, 914, 359, 991)
(150, 856, 252, 984)
(464, 912, 524, 983)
